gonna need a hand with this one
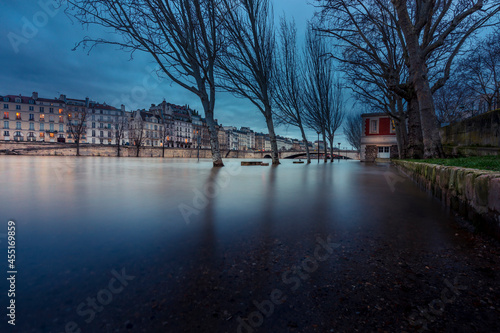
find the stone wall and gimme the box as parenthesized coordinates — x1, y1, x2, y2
(364, 145, 378, 162)
(393, 160, 500, 239)
(440, 110, 500, 156)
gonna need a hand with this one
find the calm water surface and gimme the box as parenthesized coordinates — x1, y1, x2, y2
(0, 156, 485, 332)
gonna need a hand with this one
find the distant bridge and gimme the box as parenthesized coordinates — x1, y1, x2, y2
(224, 150, 360, 160)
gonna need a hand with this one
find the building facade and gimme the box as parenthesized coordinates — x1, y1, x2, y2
(360, 113, 398, 162)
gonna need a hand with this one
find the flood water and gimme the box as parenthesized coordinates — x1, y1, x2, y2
(0, 156, 498, 332)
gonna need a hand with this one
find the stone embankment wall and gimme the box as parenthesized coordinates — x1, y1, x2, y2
(440, 110, 500, 156)
(393, 160, 500, 239)
(0, 142, 264, 159)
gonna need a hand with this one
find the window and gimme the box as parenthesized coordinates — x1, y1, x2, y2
(39, 107, 44, 113)
(370, 119, 378, 134)
(378, 147, 389, 153)
(92, 122, 95, 128)
(16, 122, 21, 129)
(59, 124, 63, 132)
(108, 131, 111, 138)
(3, 104, 7, 109)
(49, 107, 54, 113)
(49, 123, 54, 131)
(15, 98, 21, 103)
(49, 115, 54, 122)
(59, 116, 64, 123)
(39, 132, 45, 138)
(40, 114, 45, 121)
(29, 123, 34, 130)
(3, 112, 8, 119)
(3, 131, 9, 136)
(49, 133, 54, 138)
(100, 131, 103, 137)
(29, 113, 34, 120)
(92, 130, 96, 136)
(92, 115, 95, 121)
(16, 105, 21, 110)
(29, 106, 34, 111)
(14, 131, 21, 137)
(16, 113, 21, 120)
(40, 123, 44, 131)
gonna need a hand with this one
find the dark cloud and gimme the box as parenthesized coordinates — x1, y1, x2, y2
(1, 0, 351, 146)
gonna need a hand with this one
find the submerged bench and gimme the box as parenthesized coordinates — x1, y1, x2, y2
(241, 161, 268, 166)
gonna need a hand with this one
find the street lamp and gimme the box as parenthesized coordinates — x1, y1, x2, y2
(338, 142, 341, 160)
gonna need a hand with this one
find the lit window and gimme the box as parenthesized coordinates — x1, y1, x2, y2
(39, 132, 45, 138)
(3, 112, 8, 119)
(40, 114, 45, 121)
(58, 108, 63, 114)
(16, 113, 21, 120)
(49, 133, 54, 138)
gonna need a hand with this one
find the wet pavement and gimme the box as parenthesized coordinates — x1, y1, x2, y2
(0, 156, 498, 332)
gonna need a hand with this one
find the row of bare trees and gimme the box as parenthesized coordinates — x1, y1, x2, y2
(273, 19, 346, 164)
(315, 0, 500, 159)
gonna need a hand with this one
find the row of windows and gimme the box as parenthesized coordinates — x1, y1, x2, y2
(2, 105, 61, 113)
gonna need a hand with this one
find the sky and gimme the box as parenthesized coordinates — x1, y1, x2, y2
(1, 0, 352, 148)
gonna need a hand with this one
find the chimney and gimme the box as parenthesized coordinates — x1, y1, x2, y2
(121, 104, 125, 112)
(32, 92, 38, 100)
(85, 97, 89, 107)
(59, 94, 66, 102)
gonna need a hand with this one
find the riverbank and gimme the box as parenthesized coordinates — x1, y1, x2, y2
(0, 141, 261, 159)
(393, 160, 500, 239)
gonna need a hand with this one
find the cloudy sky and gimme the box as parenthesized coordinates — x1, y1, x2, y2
(1, 0, 352, 147)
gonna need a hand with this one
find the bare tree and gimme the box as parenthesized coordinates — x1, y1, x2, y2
(391, 0, 500, 158)
(272, 17, 311, 163)
(65, 106, 89, 156)
(114, 113, 128, 157)
(325, 80, 345, 162)
(313, 0, 420, 159)
(218, 0, 280, 165)
(458, 33, 500, 113)
(129, 112, 145, 157)
(344, 108, 363, 152)
(303, 26, 333, 162)
(65, 0, 225, 167)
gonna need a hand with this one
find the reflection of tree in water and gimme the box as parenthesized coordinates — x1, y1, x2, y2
(163, 168, 221, 332)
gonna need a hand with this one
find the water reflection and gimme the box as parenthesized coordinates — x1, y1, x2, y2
(0, 157, 469, 332)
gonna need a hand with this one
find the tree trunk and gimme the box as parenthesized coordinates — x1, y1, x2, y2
(136, 145, 140, 157)
(393, 2, 444, 158)
(76, 139, 80, 156)
(328, 136, 335, 162)
(265, 106, 280, 165)
(412, 62, 445, 158)
(395, 97, 408, 159)
(322, 131, 328, 162)
(406, 95, 424, 159)
(299, 125, 311, 163)
(117, 143, 121, 157)
(162, 144, 165, 158)
(205, 113, 224, 167)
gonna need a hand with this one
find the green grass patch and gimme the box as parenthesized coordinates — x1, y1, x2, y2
(406, 156, 500, 172)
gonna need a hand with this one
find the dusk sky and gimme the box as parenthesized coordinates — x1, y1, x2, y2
(1, 0, 352, 147)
